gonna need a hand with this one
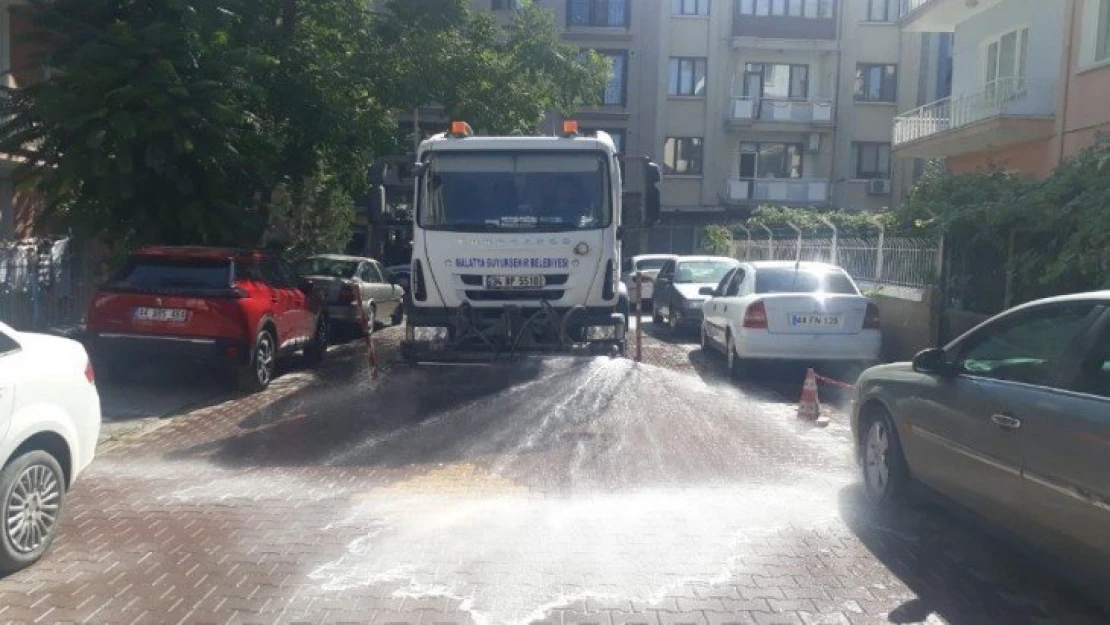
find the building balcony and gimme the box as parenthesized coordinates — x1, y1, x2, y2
(892, 77, 1057, 158)
(721, 177, 829, 205)
(899, 0, 1002, 32)
(726, 97, 835, 129)
(732, 6, 837, 42)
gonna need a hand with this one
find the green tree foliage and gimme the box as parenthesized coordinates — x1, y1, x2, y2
(699, 225, 732, 255)
(0, 0, 608, 249)
(744, 206, 892, 237)
(373, 0, 609, 134)
(264, 166, 355, 261)
(897, 140, 1110, 310)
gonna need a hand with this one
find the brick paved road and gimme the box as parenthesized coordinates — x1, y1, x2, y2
(0, 321, 1105, 624)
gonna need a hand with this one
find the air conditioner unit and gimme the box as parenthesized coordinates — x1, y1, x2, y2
(868, 179, 892, 196)
(805, 133, 821, 153)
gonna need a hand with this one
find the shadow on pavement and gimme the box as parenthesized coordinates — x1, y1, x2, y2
(838, 484, 1106, 624)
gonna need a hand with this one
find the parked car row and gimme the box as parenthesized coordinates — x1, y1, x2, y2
(638, 256, 882, 371)
(83, 247, 406, 393)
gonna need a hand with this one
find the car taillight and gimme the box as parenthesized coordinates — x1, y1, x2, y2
(864, 302, 881, 329)
(339, 284, 358, 304)
(85, 361, 95, 384)
(743, 301, 768, 329)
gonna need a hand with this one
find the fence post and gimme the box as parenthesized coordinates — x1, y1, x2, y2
(819, 216, 838, 265)
(787, 221, 802, 261)
(736, 225, 752, 260)
(874, 224, 886, 282)
(760, 224, 773, 259)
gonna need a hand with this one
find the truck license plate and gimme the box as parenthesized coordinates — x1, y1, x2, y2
(485, 275, 546, 290)
(134, 307, 189, 323)
(790, 314, 841, 328)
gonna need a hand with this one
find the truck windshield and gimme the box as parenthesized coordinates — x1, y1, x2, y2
(419, 152, 610, 231)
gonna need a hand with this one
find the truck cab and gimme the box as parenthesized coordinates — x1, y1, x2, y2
(402, 121, 660, 360)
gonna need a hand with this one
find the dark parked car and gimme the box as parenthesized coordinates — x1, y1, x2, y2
(651, 256, 739, 333)
(853, 291, 1110, 592)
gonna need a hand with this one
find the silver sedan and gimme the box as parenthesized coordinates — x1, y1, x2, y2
(296, 255, 405, 331)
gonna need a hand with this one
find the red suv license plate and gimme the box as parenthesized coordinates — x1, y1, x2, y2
(133, 307, 188, 323)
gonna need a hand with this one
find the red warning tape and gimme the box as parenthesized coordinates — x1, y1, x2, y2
(813, 372, 855, 390)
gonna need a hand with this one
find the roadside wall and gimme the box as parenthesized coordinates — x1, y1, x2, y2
(872, 287, 940, 362)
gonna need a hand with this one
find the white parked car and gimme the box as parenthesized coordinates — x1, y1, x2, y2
(0, 322, 100, 573)
(620, 254, 678, 304)
(700, 261, 881, 373)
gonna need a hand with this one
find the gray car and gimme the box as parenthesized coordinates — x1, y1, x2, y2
(852, 291, 1110, 587)
(296, 255, 405, 331)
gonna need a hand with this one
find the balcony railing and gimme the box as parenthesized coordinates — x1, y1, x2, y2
(723, 178, 829, 204)
(893, 77, 1056, 146)
(727, 97, 834, 125)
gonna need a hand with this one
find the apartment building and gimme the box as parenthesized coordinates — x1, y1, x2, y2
(645, 0, 924, 251)
(893, 0, 1110, 179)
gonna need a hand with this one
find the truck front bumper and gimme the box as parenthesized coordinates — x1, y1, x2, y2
(403, 303, 626, 360)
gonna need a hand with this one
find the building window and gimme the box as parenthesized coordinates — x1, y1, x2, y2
(855, 142, 891, 179)
(663, 138, 704, 175)
(744, 63, 808, 99)
(739, 142, 804, 178)
(985, 27, 1028, 89)
(491, 0, 520, 9)
(568, 0, 629, 28)
(863, 0, 891, 21)
(854, 63, 897, 102)
(583, 127, 625, 153)
(1099, 0, 1110, 62)
(738, 0, 834, 18)
(669, 57, 708, 96)
(673, 0, 710, 15)
(594, 51, 628, 105)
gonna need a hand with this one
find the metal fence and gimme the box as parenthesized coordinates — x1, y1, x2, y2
(0, 238, 98, 334)
(731, 230, 940, 288)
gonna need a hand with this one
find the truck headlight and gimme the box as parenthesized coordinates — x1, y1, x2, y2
(586, 325, 617, 341)
(413, 327, 449, 341)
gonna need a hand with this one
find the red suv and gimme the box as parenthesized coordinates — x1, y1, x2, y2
(85, 247, 328, 391)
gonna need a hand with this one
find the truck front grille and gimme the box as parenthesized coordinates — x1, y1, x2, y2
(465, 290, 566, 301)
(459, 274, 570, 286)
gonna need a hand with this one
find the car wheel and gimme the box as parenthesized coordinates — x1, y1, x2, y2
(727, 333, 747, 377)
(367, 303, 379, 334)
(668, 309, 679, 333)
(652, 303, 663, 325)
(303, 315, 328, 367)
(239, 328, 277, 392)
(699, 322, 709, 350)
(862, 409, 911, 505)
(390, 302, 404, 326)
(0, 450, 66, 575)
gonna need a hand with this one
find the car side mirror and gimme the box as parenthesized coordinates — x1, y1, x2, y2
(912, 348, 951, 375)
(699, 287, 715, 296)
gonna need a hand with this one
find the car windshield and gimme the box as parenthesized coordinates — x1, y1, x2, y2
(755, 268, 860, 294)
(419, 152, 610, 231)
(297, 258, 359, 279)
(674, 260, 736, 284)
(635, 258, 670, 271)
(111, 257, 231, 290)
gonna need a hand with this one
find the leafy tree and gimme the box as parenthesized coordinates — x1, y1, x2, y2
(264, 165, 356, 261)
(373, 0, 610, 134)
(699, 225, 733, 255)
(1, 0, 609, 250)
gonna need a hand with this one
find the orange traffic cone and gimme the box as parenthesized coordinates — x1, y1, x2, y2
(797, 368, 828, 427)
